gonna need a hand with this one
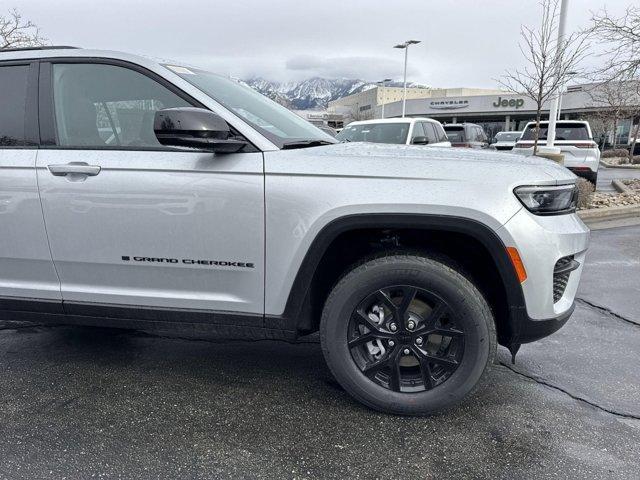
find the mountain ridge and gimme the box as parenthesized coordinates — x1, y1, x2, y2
(242, 77, 428, 110)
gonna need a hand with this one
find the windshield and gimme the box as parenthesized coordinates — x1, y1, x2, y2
(166, 65, 335, 148)
(521, 123, 590, 141)
(336, 123, 410, 144)
(496, 132, 522, 141)
(443, 126, 465, 142)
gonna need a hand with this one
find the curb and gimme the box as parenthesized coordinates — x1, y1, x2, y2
(612, 179, 632, 194)
(578, 204, 640, 225)
(600, 160, 640, 170)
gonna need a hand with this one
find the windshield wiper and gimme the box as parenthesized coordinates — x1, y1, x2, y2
(281, 140, 335, 150)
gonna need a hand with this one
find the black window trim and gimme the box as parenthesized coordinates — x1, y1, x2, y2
(37, 57, 257, 152)
(0, 59, 39, 149)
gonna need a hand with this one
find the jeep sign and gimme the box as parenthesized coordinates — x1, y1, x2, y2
(493, 97, 525, 109)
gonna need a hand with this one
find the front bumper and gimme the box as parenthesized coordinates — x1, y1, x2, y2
(499, 207, 590, 322)
(510, 301, 575, 345)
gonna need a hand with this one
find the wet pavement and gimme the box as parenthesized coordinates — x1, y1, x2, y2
(1, 226, 639, 479)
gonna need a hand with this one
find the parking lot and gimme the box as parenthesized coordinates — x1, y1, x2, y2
(1, 224, 639, 479)
(596, 165, 640, 192)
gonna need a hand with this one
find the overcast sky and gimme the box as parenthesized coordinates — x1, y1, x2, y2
(15, 0, 632, 87)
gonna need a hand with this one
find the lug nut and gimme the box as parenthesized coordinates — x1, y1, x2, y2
(389, 323, 397, 332)
(415, 337, 424, 346)
(407, 320, 416, 330)
(388, 340, 395, 347)
(403, 348, 410, 355)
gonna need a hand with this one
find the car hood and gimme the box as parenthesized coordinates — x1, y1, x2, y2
(282, 142, 576, 186)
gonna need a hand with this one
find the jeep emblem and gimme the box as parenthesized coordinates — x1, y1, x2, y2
(493, 96, 524, 109)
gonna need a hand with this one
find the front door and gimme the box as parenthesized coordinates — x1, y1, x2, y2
(36, 61, 264, 322)
(0, 61, 61, 308)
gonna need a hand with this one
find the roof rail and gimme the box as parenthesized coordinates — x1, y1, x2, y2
(0, 45, 79, 53)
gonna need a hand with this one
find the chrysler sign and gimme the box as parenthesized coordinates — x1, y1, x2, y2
(430, 99, 469, 110)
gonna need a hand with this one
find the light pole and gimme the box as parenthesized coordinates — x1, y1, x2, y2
(546, 0, 568, 149)
(377, 78, 392, 118)
(556, 70, 578, 120)
(394, 40, 421, 117)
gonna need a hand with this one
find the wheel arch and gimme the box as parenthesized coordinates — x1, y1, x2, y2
(265, 214, 527, 347)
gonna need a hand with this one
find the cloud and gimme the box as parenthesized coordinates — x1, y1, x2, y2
(285, 55, 420, 82)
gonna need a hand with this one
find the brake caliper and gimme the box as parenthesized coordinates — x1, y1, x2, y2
(362, 305, 387, 359)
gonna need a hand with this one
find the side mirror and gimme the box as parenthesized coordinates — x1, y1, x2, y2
(412, 136, 429, 145)
(154, 107, 247, 153)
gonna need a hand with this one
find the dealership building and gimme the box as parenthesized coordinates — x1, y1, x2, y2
(329, 82, 640, 143)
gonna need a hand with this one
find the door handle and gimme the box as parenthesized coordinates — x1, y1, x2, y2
(48, 162, 101, 177)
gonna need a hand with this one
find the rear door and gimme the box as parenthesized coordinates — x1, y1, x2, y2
(35, 60, 265, 321)
(0, 61, 61, 309)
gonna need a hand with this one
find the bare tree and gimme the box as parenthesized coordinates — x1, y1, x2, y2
(590, 7, 640, 157)
(498, 0, 589, 154)
(585, 80, 638, 150)
(0, 9, 46, 49)
(590, 7, 639, 83)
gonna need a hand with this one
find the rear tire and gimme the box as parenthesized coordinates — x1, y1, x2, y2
(320, 254, 496, 415)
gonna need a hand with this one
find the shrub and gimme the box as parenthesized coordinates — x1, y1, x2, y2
(601, 149, 630, 159)
(632, 155, 640, 165)
(576, 178, 595, 209)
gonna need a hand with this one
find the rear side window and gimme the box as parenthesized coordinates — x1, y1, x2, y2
(52, 63, 191, 148)
(443, 126, 465, 142)
(522, 123, 589, 141)
(0, 65, 29, 146)
(422, 122, 438, 143)
(434, 123, 448, 142)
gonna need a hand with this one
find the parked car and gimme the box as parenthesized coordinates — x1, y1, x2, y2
(0, 46, 589, 415)
(443, 123, 489, 148)
(490, 131, 523, 151)
(336, 118, 451, 147)
(512, 121, 600, 184)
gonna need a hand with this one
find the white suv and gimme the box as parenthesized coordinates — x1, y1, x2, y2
(0, 47, 589, 415)
(336, 117, 451, 147)
(512, 121, 600, 184)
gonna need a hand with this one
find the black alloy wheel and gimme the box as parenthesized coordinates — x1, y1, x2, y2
(320, 254, 495, 415)
(348, 286, 464, 393)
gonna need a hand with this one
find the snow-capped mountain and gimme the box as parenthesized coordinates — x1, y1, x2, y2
(243, 77, 427, 110)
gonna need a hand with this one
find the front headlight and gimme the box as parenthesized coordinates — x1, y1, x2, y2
(514, 184, 578, 215)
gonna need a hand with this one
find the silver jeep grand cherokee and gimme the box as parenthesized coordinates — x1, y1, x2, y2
(0, 47, 589, 415)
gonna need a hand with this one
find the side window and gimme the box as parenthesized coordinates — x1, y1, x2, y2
(0, 65, 29, 146)
(411, 122, 425, 141)
(435, 124, 448, 142)
(477, 127, 486, 142)
(422, 123, 438, 143)
(52, 63, 191, 148)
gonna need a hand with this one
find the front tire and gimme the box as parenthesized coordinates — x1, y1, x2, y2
(320, 254, 496, 415)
